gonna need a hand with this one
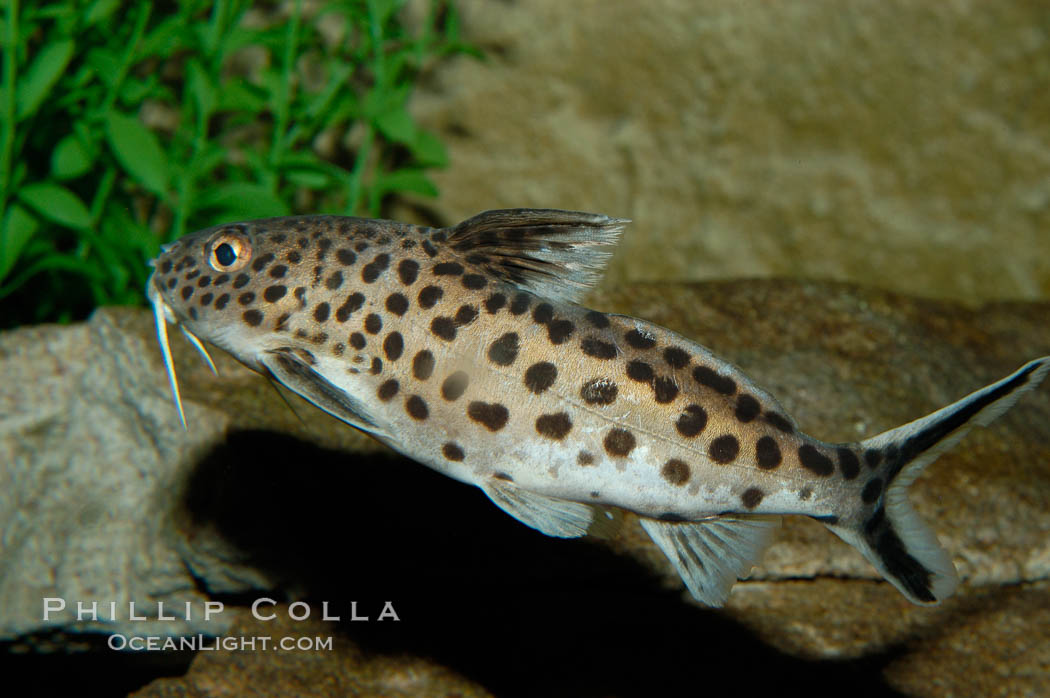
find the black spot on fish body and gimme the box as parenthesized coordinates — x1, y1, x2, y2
(362, 253, 390, 283)
(664, 347, 690, 369)
(313, 303, 330, 323)
(675, 404, 707, 437)
(741, 488, 764, 509)
(199, 293, 213, 306)
(455, 305, 478, 326)
(418, 285, 444, 309)
(398, 259, 419, 285)
(252, 253, 275, 271)
(547, 319, 574, 345)
(406, 395, 429, 420)
(661, 459, 690, 486)
(468, 401, 509, 431)
(325, 271, 343, 290)
(434, 261, 464, 276)
(799, 445, 834, 476)
(525, 362, 557, 394)
(627, 361, 654, 382)
(243, 309, 263, 326)
(349, 332, 366, 350)
(709, 435, 740, 464)
(585, 311, 610, 329)
(653, 376, 679, 403)
(386, 293, 409, 316)
(865, 449, 883, 469)
(862, 478, 883, 504)
(337, 248, 357, 266)
(264, 285, 287, 302)
(413, 350, 435, 380)
(694, 365, 736, 395)
(234, 274, 251, 289)
(582, 337, 617, 360)
(837, 448, 861, 480)
(238, 292, 255, 305)
(442, 371, 469, 401)
(384, 332, 404, 360)
(536, 413, 572, 440)
(214, 294, 230, 310)
(735, 394, 761, 422)
(364, 313, 383, 334)
(581, 378, 618, 405)
(533, 303, 554, 325)
(625, 328, 656, 349)
(377, 379, 399, 401)
(765, 412, 794, 434)
(269, 265, 288, 279)
(510, 292, 530, 315)
(421, 240, 438, 257)
(463, 273, 488, 290)
(335, 293, 366, 322)
(197, 275, 212, 287)
(443, 443, 465, 461)
(484, 293, 506, 314)
(756, 436, 782, 469)
(431, 317, 457, 340)
(488, 332, 519, 366)
(604, 429, 636, 457)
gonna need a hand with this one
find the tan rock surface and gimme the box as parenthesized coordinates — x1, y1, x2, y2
(404, 0, 1050, 303)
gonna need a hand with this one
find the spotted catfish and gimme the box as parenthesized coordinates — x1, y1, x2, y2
(147, 209, 1050, 606)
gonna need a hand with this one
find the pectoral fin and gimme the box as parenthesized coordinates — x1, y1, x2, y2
(262, 347, 386, 437)
(640, 515, 780, 606)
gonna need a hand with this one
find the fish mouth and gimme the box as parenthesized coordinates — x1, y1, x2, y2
(147, 273, 217, 429)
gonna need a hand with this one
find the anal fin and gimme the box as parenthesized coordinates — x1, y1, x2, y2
(482, 481, 616, 538)
(640, 515, 781, 607)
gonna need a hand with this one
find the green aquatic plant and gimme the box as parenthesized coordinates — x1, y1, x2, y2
(0, 0, 475, 327)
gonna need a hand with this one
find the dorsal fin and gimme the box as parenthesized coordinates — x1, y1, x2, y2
(445, 208, 627, 303)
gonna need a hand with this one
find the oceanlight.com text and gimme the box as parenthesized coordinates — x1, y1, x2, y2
(107, 634, 335, 652)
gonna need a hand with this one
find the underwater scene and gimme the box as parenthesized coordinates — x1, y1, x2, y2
(2, 2, 1049, 696)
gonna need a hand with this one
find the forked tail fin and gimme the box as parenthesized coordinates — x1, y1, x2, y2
(825, 357, 1050, 604)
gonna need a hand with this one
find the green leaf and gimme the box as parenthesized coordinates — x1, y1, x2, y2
(374, 169, 438, 198)
(410, 129, 448, 167)
(195, 183, 290, 221)
(85, 0, 122, 26)
(0, 205, 40, 282)
(105, 111, 170, 197)
(286, 170, 331, 189)
(17, 182, 94, 229)
(16, 40, 76, 120)
(217, 80, 266, 112)
(85, 48, 121, 88)
(375, 106, 416, 145)
(51, 135, 94, 180)
(186, 59, 215, 122)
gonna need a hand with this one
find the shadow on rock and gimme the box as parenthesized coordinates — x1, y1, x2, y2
(181, 430, 908, 697)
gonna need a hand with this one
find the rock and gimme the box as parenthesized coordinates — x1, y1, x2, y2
(403, 0, 1050, 303)
(1, 280, 1048, 696)
(0, 311, 259, 642)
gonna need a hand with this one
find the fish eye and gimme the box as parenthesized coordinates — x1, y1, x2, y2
(207, 230, 252, 272)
